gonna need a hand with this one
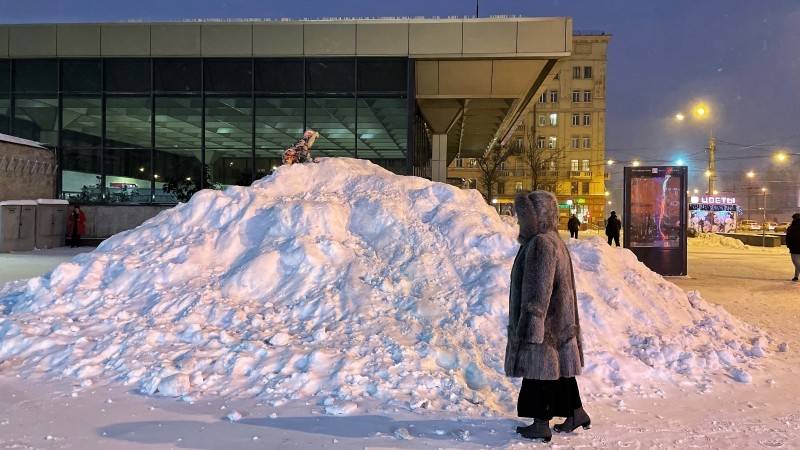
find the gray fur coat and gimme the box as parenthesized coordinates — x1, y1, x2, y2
(504, 191, 584, 380)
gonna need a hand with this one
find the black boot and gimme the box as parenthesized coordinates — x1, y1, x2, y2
(553, 407, 591, 433)
(516, 418, 552, 442)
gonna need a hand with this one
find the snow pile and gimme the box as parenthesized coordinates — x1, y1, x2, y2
(690, 232, 748, 249)
(0, 158, 768, 415)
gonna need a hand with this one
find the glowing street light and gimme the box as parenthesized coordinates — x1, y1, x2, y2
(607, 201, 612, 205)
(774, 151, 789, 163)
(632, 160, 641, 167)
(675, 158, 685, 166)
(675, 113, 685, 121)
(604, 191, 610, 197)
(713, 190, 719, 195)
(761, 187, 767, 193)
(607, 159, 615, 165)
(704, 170, 712, 177)
(746, 170, 755, 179)
(693, 188, 699, 194)
(692, 102, 710, 120)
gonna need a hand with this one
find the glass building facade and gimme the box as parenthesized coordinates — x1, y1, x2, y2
(0, 57, 411, 204)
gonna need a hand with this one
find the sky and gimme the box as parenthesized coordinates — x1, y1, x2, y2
(2, 0, 799, 200)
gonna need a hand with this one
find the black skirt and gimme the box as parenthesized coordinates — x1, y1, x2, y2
(517, 377, 582, 420)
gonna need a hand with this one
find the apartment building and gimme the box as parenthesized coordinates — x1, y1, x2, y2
(448, 32, 611, 229)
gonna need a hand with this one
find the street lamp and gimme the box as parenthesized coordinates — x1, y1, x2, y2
(774, 151, 789, 163)
(632, 160, 641, 167)
(746, 170, 755, 178)
(761, 187, 768, 247)
(693, 188, 699, 194)
(607, 159, 615, 165)
(674, 113, 685, 121)
(675, 102, 716, 194)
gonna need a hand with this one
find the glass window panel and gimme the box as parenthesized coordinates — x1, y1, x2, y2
(356, 97, 407, 160)
(254, 156, 283, 181)
(204, 59, 252, 92)
(106, 97, 151, 148)
(154, 58, 201, 92)
(306, 97, 355, 156)
(154, 148, 203, 203)
(357, 58, 407, 93)
(208, 149, 253, 187)
(104, 59, 151, 92)
(62, 97, 101, 148)
(13, 97, 58, 145)
(13, 60, 57, 93)
(205, 97, 252, 149)
(61, 148, 103, 203)
(61, 59, 101, 93)
(0, 97, 9, 134)
(254, 59, 303, 93)
(0, 60, 9, 94)
(155, 96, 202, 149)
(306, 59, 355, 94)
(105, 148, 152, 203)
(255, 97, 304, 157)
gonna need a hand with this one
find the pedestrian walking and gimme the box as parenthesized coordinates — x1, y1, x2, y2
(787, 212, 800, 282)
(567, 214, 581, 239)
(606, 211, 621, 247)
(506, 191, 590, 442)
(67, 204, 86, 248)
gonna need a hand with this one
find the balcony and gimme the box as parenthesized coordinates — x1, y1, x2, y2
(570, 170, 592, 179)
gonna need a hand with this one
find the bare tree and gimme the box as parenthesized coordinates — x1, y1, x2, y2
(476, 145, 511, 204)
(521, 120, 565, 192)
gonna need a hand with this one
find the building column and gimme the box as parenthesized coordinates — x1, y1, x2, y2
(431, 134, 448, 183)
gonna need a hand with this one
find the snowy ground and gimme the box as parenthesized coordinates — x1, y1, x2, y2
(1, 242, 799, 449)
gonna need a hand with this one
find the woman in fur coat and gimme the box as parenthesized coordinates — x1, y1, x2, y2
(505, 191, 590, 442)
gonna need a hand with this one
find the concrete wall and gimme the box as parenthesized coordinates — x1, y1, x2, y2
(0, 18, 572, 58)
(0, 142, 56, 202)
(80, 205, 173, 239)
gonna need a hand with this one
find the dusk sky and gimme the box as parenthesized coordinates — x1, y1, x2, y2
(3, 0, 799, 196)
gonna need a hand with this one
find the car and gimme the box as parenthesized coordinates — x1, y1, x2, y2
(764, 222, 778, 232)
(738, 220, 760, 231)
(775, 222, 791, 233)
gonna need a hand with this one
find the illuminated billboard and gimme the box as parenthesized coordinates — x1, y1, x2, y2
(623, 166, 688, 276)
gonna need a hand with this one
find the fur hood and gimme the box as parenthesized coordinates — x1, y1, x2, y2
(514, 191, 559, 243)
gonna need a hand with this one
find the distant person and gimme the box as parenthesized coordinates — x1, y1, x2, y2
(67, 204, 86, 248)
(787, 213, 800, 282)
(567, 214, 581, 239)
(506, 191, 589, 442)
(605, 211, 621, 247)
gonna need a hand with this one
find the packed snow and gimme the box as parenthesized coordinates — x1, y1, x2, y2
(0, 158, 771, 416)
(690, 232, 748, 249)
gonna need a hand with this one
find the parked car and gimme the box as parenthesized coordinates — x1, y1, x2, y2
(738, 220, 761, 231)
(775, 222, 791, 233)
(764, 222, 778, 231)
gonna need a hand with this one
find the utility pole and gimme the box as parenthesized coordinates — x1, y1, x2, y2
(707, 135, 716, 195)
(476, 0, 479, 18)
(762, 188, 767, 247)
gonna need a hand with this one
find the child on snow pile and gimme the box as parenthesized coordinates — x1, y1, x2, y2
(282, 130, 320, 165)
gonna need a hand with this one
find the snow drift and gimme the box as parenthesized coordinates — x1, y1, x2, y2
(0, 158, 769, 414)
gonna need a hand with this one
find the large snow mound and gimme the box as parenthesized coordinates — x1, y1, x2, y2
(690, 232, 748, 249)
(0, 158, 769, 414)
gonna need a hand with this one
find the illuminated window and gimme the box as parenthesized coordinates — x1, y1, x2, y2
(538, 114, 547, 127)
(583, 136, 591, 148)
(536, 136, 546, 149)
(571, 159, 579, 171)
(549, 113, 558, 126)
(582, 159, 590, 171)
(548, 136, 557, 149)
(515, 182, 524, 192)
(571, 136, 580, 149)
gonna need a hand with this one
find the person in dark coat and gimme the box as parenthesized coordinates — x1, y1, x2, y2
(605, 211, 621, 247)
(786, 213, 800, 281)
(67, 204, 86, 248)
(506, 191, 590, 442)
(567, 214, 581, 239)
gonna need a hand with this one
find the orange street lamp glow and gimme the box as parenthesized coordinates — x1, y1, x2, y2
(775, 151, 789, 163)
(632, 160, 641, 167)
(713, 190, 719, 195)
(607, 159, 615, 165)
(692, 102, 710, 120)
(747, 170, 755, 178)
(704, 170, 712, 177)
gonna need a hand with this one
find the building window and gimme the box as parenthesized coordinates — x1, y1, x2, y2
(515, 181, 524, 192)
(582, 181, 590, 194)
(538, 114, 547, 127)
(584, 66, 593, 79)
(539, 92, 547, 103)
(583, 113, 592, 126)
(572, 66, 582, 79)
(571, 159, 579, 171)
(549, 113, 558, 126)
(583, 90, 592, 102)
(549, 160, 557, 171)
(550, 90, 558, 103)
(455, 158, 463, 168)
(497, 182, 505, 195)
(572, 90, 581, 102)
(572, 113, 580, 126)
(571, 136, 580, 149)
(536, 136, 546, 149)
(548, 136, 557, 149)
(583, 136, 591, 148)
(582, 159, 590, 171)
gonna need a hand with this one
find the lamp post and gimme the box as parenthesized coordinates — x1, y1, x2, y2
(746, 170, 755, 221)
(675, 102, 715, 194)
